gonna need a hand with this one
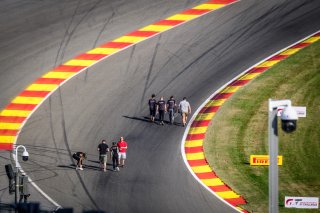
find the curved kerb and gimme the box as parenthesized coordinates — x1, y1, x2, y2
(181, 31, 320, 213)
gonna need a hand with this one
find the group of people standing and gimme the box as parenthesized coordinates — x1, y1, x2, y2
(73, 137, 128, 172)
(148, 94, 191, 126)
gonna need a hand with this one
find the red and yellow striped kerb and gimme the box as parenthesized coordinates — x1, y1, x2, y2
(183, 31, 320, 212)
(0, 0, 238, 150)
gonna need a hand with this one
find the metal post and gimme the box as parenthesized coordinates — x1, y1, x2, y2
(14, 145, 27, 206)
(268, 107, 278, 213)
(268, 99, 297, 213)
(15, 167, 19, 205)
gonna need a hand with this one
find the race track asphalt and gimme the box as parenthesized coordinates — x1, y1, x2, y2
(1, 0, 320, 212)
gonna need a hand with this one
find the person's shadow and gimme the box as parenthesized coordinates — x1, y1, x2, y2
(58, 160, 114, 171)
(123, 115, 152, 123)
(57, 164, 100, 171)
(87, 160, 113, 166)
(123, 115, 183, 126)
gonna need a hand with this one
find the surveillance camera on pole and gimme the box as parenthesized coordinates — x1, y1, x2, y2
(268, 99, 306, 213)
(280, 106, 298, 133)
(22, 151, 29, 161)
(14, 145, 29, 205)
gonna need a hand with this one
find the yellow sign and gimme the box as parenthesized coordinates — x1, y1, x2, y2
(250, 155, 283, 166)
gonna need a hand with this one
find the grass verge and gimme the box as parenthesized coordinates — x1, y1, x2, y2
(204, 41, 320, 213)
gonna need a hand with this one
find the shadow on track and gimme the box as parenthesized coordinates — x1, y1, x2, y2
(123, 115, 185, 128)
(57, 164, 114, 172)
(122, 115, 151, 123)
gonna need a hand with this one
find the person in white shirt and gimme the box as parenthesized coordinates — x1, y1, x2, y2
(179, 97, 191, 127)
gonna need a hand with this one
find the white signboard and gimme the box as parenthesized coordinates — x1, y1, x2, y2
(285, 196, 319, 209)
(277, 106, 306, 117)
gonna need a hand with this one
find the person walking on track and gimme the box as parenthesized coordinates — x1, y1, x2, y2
(167, 96, 176, 125)
(117, 137, 128, 167)
(110, 142, 120, 171)
(148, 94, 157, 123)
(179, 97, 191, 127)
(157, 96, 167, 125)
(97, 140, 109, 172)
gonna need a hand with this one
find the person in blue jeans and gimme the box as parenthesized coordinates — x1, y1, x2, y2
(167, 96, 177, 124)
(157, 96, 167, 125)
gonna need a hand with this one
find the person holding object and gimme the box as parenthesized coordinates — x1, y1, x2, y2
(97, 140, 109, 172)
(117, 137, 128, 167)
(179, 97, 191, 127)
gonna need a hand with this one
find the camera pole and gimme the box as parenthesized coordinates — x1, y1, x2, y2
(268, 105, 279, 213)
(15, 165, 19, 205)
(268, 99, 291, 213)
(14, 145, 29, 206)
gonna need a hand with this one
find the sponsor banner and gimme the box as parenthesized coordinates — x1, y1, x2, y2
(250, 155, 283, 166)
(285, 196, 319, 209)
(277, 106, 306, 117)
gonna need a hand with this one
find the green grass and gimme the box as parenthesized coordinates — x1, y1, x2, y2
(204, 40, 320, 213)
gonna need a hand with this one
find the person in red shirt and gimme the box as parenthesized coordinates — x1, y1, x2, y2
(117, 136, 128, 167)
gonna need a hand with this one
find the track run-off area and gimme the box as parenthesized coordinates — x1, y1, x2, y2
(1, 0, 320, 212)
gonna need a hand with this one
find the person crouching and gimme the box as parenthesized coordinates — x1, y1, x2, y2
(73, 152, 86, 170)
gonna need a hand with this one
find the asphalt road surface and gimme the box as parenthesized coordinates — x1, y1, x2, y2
(1, 0, 320, 212)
